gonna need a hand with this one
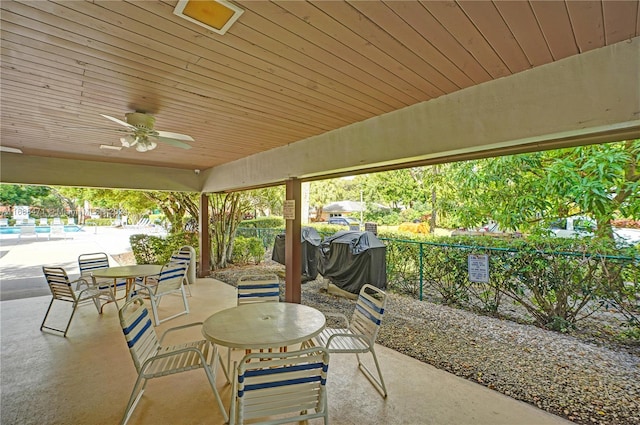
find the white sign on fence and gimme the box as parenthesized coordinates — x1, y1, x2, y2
(468, 254, 489, 283)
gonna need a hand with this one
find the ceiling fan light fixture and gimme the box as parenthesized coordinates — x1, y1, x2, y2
(133, 138, 157, 153)
(120, 135, 135, 147)
(174, 0, 243, 35)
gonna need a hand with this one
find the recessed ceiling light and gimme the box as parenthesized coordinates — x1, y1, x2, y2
(0, 146, 23, 154)
(100, 145, 123, 151)
(174, 0, 244, 35)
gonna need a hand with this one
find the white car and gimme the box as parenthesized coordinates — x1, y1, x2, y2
(550, 216, 639, 247)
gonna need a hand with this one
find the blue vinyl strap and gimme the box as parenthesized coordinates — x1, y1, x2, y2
(238, 283, 279, 290)
(122, 308, 149, 335)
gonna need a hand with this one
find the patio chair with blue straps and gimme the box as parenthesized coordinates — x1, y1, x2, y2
(220, 273, 281, 381)
(236, 274, 280, 305)
(230, 347, 330, 425)
(132, 260, 190, 325)
(167, 245, 195, 296)
(41, 266, 117, 337)
(78, 252, 127, 297)
(308, 283, 388, 397)
(119, 296, 227, 425)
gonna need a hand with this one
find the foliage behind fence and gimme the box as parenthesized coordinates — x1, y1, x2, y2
(236, 227, 639, 333)
(381, 234, 639, 332)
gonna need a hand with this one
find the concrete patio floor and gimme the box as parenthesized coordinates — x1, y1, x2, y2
(0, 229, 573, 424)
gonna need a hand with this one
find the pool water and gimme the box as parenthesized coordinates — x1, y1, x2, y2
(0, 225, 82, 234)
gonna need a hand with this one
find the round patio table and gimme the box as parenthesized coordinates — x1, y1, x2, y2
(202, 302, 326, 350)
(92, 264, 163, 298)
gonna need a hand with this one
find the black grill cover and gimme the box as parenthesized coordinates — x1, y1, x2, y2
(318, 231, 387, 294)
(272, 227, 322, 282)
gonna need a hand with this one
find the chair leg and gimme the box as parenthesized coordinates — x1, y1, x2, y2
(150, 297, 161, 326)
(62, 303, 79, 337)
(40, 298, 76, 337)
(40, 298, 55, 332)
(181, 285, 190, 314)
(120, 375, 148, 425)
(356, 348, 388, 398)
(92, 296, 101, 313)
(204, 362, 229, 423)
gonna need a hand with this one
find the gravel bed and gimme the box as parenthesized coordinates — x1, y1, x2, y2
(211, 264, 640, 425)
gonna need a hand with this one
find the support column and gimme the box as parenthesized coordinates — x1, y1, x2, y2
(198, 193, 211, 278)
(285, 178, 302, 303)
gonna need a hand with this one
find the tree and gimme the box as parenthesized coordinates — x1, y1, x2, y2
(246, 186, 285, 216)
(142, 191, 198, 232)
(0, 184, 53, 208)
(360, 168, 427, 209)
(543, 140, 639, 237)
(447, 140, 640, 237)
(209, 192, 253, 269)
(309, 179, 352, 220)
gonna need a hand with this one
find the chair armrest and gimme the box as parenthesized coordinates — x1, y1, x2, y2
(325, 331, 371, 349)
(132, 280, 155, 295)
(71, 277, 91, 291)
(323, 312, 350, 328)
(158, 322, 205, 345)
(140, 346, 208, 374)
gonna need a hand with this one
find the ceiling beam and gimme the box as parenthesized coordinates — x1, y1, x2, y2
(0, 153, 201, 192)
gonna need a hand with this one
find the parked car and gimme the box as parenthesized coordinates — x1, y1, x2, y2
(327, 216, 360, 227)
(549, 216, 640, 247)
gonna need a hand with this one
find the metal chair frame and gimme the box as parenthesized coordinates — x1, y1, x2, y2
(40, 266, 117, 337)
(132, 261, 190, 325)
(119, 296, 227, 425)
(78, 252, 127, 295)
(309, 283, 388, 397)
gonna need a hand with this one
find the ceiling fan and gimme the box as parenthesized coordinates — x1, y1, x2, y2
(100, 112, 194, 152)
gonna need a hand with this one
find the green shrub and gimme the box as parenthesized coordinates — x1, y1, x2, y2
(130, 234, 166, 264)
(241, 216, 285, 228)
(232, 236, 265, 265)
(129, 232, 198, 265)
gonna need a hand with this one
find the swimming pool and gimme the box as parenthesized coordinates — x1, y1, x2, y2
(0, 225, 82, 234)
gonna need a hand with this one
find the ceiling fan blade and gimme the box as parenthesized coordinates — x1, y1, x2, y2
(156, 136, 192, 149)
(100, 114, 135, 129)
(156, 130, 194, 142)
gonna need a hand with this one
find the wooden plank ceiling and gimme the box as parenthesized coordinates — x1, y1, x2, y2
(1, 0, 639, 171)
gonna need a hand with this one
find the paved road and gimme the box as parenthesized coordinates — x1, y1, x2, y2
(0, 226, 152, 301)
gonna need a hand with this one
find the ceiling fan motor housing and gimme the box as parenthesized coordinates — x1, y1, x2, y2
(125, 112, 155, 130)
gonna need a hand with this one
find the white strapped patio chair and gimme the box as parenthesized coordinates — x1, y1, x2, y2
(119, 296, 228, 425)
(40, 266, 117, 337)
(309, 283, 388, 397)
(78, 252, 127, 296)
(168, 246, 195, 296)
(237, 274, 280, 305)
(132, 261, 190, 325)
(220, 273, 281, 382)
(230, 347, 330, 425)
